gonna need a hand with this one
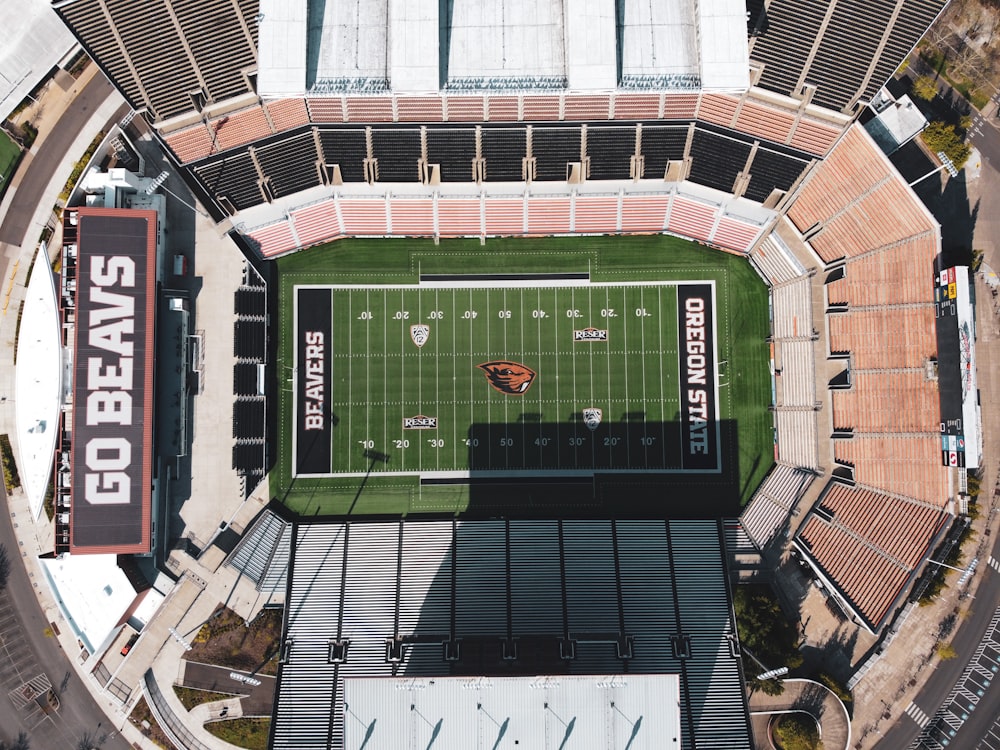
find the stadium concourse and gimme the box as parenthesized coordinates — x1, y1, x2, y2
(41, 0, 980, 747)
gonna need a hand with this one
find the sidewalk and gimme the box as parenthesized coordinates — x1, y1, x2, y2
(0, 67, 174, 749)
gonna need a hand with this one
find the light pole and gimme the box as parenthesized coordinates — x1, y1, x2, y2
(925, 556, 978, 586)
(909, 151, 960, 187)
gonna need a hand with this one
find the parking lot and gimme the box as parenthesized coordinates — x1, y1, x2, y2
(0, 586, 55, 732)
(912, 605, 1000, 748)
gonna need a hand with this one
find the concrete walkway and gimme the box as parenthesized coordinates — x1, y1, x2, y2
(749, 678, 851, 750)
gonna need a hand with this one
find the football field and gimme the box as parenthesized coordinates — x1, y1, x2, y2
(272, 235, 773, 517)
(293, 280, 720, 478)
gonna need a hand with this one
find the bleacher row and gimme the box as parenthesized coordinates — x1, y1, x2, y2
(190, 121, 814, 213)
(746, 234, 821, 472)
(224, 509, 290, 599)
(749, 0, 947, 112)
(270, 518, 750, 750)
(781, 124, 954, 631)
(740, 464, 816, 550)
(56, 0, 258, 123)
(231, 262, 267, 491)
(797, 482, 950, 630)
(244, 191, 767, 258)
(788, 128, 939, 264)
(164, 91, 843, 164)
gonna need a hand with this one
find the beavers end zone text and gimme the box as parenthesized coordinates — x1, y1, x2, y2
(292, 281, 720, 478)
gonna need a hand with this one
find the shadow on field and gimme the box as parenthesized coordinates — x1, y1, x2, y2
(409, 418, 745, 519)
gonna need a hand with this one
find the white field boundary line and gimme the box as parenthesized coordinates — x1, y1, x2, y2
(291, 280, 722, 478)
(293, 468, 718, 479)
(294, 280, 716, 290)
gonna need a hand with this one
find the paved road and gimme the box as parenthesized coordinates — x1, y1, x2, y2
(0, 71, 117, 246)
(873, 533, 1000, 749)
(0, 483, 131, 750)
(182, 660, 275, 715)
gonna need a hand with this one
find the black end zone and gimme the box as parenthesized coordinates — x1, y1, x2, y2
(677, 284, 719, 471)
(295, 288, 332, 475)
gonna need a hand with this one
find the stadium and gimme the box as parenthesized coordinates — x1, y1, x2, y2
(38, 0, 983, 747)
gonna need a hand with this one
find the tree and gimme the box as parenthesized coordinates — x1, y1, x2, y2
(920, 121, 972, 170)
(0, 545, 9, 592)
(773, 713, 822, 750)
(912, 75, 939, 101)
(734, 585, 804, 671)
(0, 732, 31, 750)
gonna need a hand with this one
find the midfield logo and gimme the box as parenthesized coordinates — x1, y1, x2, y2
(410, 324, 430, 348)
(574, 327, 608, 342)
(403, 414, 438, 430)
(582, 407, 603, 431)
(478, 361, 537, 395)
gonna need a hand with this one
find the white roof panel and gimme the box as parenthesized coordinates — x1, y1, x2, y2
(697, 0, 750, 90)
(257, 0, 308, 98)
(343, 674, 682, 750)
(447, 0, 566, 88)
(40, 554, 136, 655)
(0, 0, 75, 121)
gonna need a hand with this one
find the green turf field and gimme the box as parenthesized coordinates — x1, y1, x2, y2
(0, 130, 22, 199)
(272, 235, 774, 518)
(296, 281, 707, 476)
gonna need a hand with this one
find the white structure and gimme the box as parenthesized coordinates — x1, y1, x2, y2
(257, 0, 748, 96)
(0, 0, 76, 121)
(14, 246, 63, 520)
(343, 674, 681, 750)
(40, 554, 139, 657)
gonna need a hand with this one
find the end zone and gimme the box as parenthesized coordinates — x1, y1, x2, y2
(678, 283, 721, 470)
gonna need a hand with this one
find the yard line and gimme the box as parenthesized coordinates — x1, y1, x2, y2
(672, 285, 682, 469)
(503, 287, 510, 470)
(605, 287, 632, 469)
(450, 288, 457, 470)
(520, 286, 528, 469)
(657, 287, 667, 468)
(486, 287, 492, 470)
(606, 286, 616, 467)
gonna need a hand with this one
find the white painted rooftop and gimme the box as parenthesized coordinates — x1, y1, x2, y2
(342, 674, 682, 750)
(0, 0, 76, 121)
(447, 0, 566, 87)
(257, 0, 750, 96)
(40, 554, 137, 656)
(14, 247, 62, 520)
(256, 0, 308, 98)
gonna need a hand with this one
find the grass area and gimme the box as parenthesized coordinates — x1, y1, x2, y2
(173, 685, 237, 711)
(128, 696, 172, 749)
(205, 717, 270, 750)
(0, 130, 21, 199)
(58, 130, 104, 203)
(919, 47, 991, 110)
(0, 435, 21, 491)
(272, 235, 773, 517)
(307, 282, 684, 475)
(186, 606, 282, 676)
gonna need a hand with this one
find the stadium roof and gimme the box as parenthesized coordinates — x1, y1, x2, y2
(64, 207, 157, 554)
(257, 0, 749, 97)
(341, 674, 681, 750)
(265, 517, 751, 750)
(14, 246, 63, 520)
(0, 0, 75, 121)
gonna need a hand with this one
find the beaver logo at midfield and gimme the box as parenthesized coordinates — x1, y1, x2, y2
(477, 361, 537, 395)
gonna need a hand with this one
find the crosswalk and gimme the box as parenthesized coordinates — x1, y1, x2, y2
(905, 701, 930, 727)
(989, 556, 1000, 574)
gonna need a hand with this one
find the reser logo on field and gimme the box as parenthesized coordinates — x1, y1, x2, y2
(573, 327, 608, 342)
(403, 415, 438, 430)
